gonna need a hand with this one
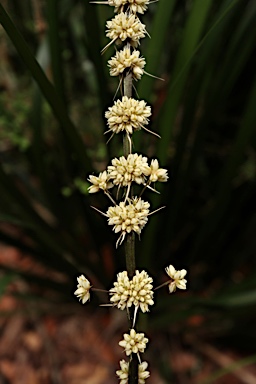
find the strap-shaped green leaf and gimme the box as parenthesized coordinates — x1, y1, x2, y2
(0, 3, 91, 171)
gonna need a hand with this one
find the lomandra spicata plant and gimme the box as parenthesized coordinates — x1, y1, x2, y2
(75, 1, 187, 382)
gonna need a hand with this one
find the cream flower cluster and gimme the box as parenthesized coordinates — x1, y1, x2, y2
(129, 270, 154, 312)
(109, 270, 154, 312)
(119, 329, 148, 359)
(88, 171, 114, 193)
(105, 96, 151, 135)
(106, 197, 150, 246)
(147, 159, 169, 183)
(165, 265, 187, 293)
(74, 275, 91, 304)
(116, 360, 129, 384)
(108, 47, 146, 80)
(116, 359, 150, 384)
(109, 271, 131, 310)
(106, 12, 146, 46)
(108, 154, 149, 187)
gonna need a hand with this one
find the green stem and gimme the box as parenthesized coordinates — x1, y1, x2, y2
(124, 233, 136, 279)
(123, 70, 136, 281)
(123, 70, 138, 383)
(123, 71, 133, 155)
(124, 71, 133, 98)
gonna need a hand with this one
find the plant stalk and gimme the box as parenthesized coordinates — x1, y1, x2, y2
(123, 70, 138, 384)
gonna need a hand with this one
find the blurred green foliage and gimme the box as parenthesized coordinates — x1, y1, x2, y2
(0, 0, 256, 369)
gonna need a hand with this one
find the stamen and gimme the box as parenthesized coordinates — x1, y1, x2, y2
(101, 37, 117, 55)
(144, 71, 164, 81)
(148, 206, 166, 216)
(91, 205, 108, 217)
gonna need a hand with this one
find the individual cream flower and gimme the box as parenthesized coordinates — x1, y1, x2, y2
(119, 329, 148, 360)
(138, 361, 150, 383)
(108, 0, 150, 14)
(107, 154, 149, 189)
(74, 275, 91, 304)
(116, 359, 129, 383)
(128, 270, 154, 313)
(88, 171, 114, 193)
(106, 12, 146, 46)
(165, 265, 187, 293)
(109, 271, 131, 310)
(144, 159, 168, 183)
(105, 96, 151, 135)
(108, 47, 146, 80)
(106, 197, 150, 246)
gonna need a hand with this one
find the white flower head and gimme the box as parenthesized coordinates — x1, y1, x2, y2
(109, 269, 154, 320)
(107, 154, 149, 188)
(74, 275, 91, 304)
(106, 12, 146, 47)
(88, 171, 114, 193)
(144, 159, 168, 183)
(108, 0, 150, 14)
(109, 271, 131, 310)
(116, 359, 129, 383)
(165, 265, 187, 293)
(119, 329, 149, 360)
(108, 47, 146, 80)
(128, 270, 154, 313)
(106, 197, 150, 247)
(105, 96, 151, 135)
